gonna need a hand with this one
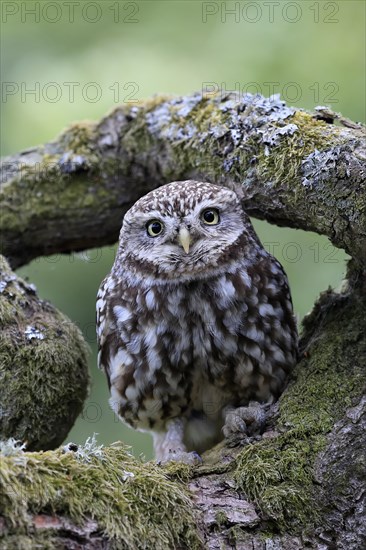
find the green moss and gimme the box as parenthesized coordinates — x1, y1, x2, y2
(178, 98, 234, 178)
(120, 95, 233, 183)
(226, 525, 247, 546)
(234, 287, 366, 532)
(0, 439, 201, 549)
(0, 535, 61, 550)
(256, 111, 336, 187)
(0, 122, 103, 244)
(234, 438, 314, 531)
(58, 121, 97, 154)
(215, 510, 228, 527)
(0, 256, 89, 450)
(163, 460, 194, 482)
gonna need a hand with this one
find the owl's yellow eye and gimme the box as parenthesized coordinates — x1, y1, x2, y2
(146, 220, 164, 237)
(201, 208, 220, 225)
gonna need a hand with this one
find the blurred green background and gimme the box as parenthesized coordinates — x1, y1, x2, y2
(2, 1, 364, 459)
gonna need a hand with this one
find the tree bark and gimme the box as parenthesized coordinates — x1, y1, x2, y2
(1, 94, 365, 268)
(0, 93, 365, 549)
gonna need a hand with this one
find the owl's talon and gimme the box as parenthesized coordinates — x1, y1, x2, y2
(225, 433, 250, 448)
(159, 449, 202, 465)
(223, 402, 267, 439)
(191, 451, 203, 463)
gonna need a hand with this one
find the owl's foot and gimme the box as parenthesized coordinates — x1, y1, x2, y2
(158, 448, 202, 465)
(223, 401, 268, 444)
(153, 418, 202, 464)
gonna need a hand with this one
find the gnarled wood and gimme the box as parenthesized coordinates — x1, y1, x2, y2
(1, 94, 365, 268)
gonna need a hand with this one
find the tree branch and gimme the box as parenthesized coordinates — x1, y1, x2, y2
(1, 93, 365, 268)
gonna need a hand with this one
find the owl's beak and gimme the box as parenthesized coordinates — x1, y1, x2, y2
(178, 227, 191, 254)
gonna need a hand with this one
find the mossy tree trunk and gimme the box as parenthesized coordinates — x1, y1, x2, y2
(0, 93, 365, 549)
(1, 93, 365, 268)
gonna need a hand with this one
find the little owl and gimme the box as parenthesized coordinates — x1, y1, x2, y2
(96, 181, 298, 463)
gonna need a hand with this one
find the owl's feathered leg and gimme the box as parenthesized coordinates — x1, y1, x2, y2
(153, 418, 202, 464)
(222, 401, 269, 442)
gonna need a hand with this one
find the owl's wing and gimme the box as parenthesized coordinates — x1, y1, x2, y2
(236, 252, 298, 390)
(255, 253, 298, 359)
(96, 272, 136, 390)
(96, 276, 112, 384)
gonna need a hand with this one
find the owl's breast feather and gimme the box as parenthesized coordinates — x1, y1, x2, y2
(104, 261, 297, 430)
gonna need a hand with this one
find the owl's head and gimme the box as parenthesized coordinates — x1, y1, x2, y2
(117, 181, 255, 281)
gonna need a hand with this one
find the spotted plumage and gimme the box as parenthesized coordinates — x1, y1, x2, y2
(96, 181, 298, 462)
